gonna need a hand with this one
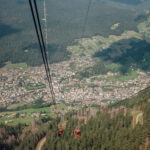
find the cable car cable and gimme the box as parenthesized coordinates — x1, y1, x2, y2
(81, 0, 92, 38)
(29, 0, 50, 92)
(29, 0, 48, 73)
(33, 0, 55, 104)
(29, 0, 56, 104)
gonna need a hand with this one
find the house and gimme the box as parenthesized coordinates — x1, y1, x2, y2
(11, 113, 16, 118)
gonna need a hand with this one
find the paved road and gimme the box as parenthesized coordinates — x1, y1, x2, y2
(36, 136, 46, 150)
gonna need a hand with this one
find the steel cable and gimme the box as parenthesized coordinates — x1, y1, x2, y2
(82, 0, 92, 38)
(29, 0, 55, 104)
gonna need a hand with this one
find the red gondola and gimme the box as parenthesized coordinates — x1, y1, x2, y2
(58, 129, 63, 135)
(75, 129, 81, 137)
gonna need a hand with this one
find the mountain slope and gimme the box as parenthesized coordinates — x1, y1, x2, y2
(0, 0, 149, 66)
(15, 87, 150, 150)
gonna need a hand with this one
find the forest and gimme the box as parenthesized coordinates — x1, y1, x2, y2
(0, 0, 149, 67)
(93, 38, 150, 73)
(109, 0, 148, 5)
(41, 86, 150, 150)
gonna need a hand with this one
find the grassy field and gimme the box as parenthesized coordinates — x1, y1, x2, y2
(105, 70, 138, 82)
(50, 103, 68, 112)
(111, 23, 120, 30)
(138, 17, 150, 38)
(4, 61, 27, 70)
(7, 101, 27, 110)
(68, 29, 142, 57)
(105, 63, 121, 72)
(91, 70, 138, 83)
(25, 82, 46, 91)
(0, 103, 69, 126)
(102, 86, 113, 92)
(0, 107, 51, 126)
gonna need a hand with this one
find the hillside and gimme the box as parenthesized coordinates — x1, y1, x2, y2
(0, 0, 150, 67)
(0, 86, 148, 150)
(0, 1, 150, 149)
(41, 87, 150, 150)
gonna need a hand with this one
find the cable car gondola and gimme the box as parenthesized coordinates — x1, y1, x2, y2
(58, 129, 63, 135)
(75, 129, 81, 137)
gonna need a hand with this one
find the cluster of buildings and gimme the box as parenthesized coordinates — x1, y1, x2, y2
(0, 53, 150, 107)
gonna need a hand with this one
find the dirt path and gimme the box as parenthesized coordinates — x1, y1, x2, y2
(136, 113, 143, 124)
(36, 136, 46, 150)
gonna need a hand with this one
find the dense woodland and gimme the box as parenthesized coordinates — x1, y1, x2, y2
(41, 87, 150, 150)
(0, 0, 149, 67)
(1, 86, 150, 150)
(77, 62, 108, 79)
(93, 38, 150, 73)
(109, 0, 148, 5)
(0, 124, 26, 150)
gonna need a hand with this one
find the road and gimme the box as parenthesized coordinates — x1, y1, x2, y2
(36, 136, 46, 150)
